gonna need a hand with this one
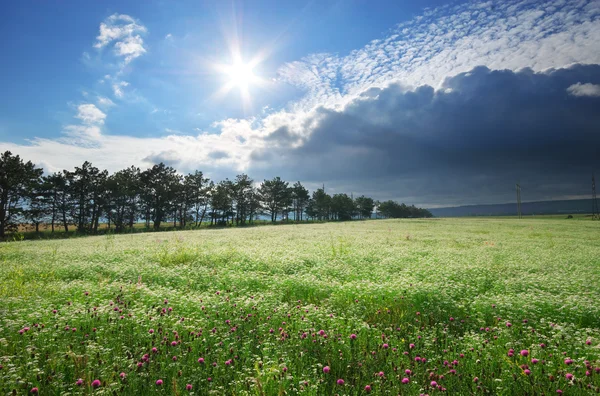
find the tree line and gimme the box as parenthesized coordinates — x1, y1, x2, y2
(0, 151, 432, 238)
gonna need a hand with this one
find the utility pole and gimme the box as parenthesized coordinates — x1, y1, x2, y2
(516, 183, 522, 219)
(593, 173, 599, 220)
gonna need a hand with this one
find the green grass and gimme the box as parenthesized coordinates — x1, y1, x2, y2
(1, 218, 599, 395)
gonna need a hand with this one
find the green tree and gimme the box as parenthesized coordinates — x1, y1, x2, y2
(68, 161, 108, 233)
(331, 193, 355, 220)
(23, 178, 49, 233)
(377, 200, 432, 218)
(41, 174, 61, 233)
(0, 151, 43, 237)
(291, 181, 310, 221)
(48, 171, 73, 233)
(355, 195, 375, 219)
(140, 163, 181, 230)
(258, 177, 291, 222)
(183, 171, 210, 227)
(232, 174, 254, 225)
(106, 166, 141, 232)
(210, 181, 232, 225)
(310, 187, 331, 220)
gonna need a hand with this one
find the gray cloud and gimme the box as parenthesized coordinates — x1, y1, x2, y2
(142, 150, 181, 168)
(250, 64, 600, 206)
(207, 150, 230, 160)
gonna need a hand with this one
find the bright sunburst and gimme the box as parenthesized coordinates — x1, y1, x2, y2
(224, 61, 258, 89)
(206, 12, 275, 113)
(211, 55, 266, 112)
(208, 31, 274, 113)
(215, 56, 264, 109)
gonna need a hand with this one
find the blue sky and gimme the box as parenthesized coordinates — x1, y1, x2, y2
(1, 0, 600, 206)
(1, 0, 448, 142)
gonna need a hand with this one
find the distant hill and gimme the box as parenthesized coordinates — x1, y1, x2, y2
(428, 199, 594, 217)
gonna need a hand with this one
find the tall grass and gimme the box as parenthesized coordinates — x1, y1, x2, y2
(0, 218, 599, 394)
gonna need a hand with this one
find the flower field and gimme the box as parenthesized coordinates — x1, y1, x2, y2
(1, 218, 599, 395)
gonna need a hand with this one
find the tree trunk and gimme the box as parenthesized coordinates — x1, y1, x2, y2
(94, 208, 101, 232)
(62, 209, 68, 233)
(0, 196, 7, 237)
(199, 206, 206, 225)
(89, 200, 97, 233)
(51, 207, 55, 233)
(78, 192, 85, 231)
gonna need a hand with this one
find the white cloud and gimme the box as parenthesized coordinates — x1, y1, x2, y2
(97, 96, 115, 107)
(61, 125, 103, 148)
(75, 104, 106, 125)
(94, 13, 147, 65)
(0, 127, 256, 176)
(165, 128, 182, 135)
(278, 0, 600, 110)
(567, 82, 600, 97)
(114, 35, 146, 64)
(112, 81, 129, 98)
(165, 33, 173, 40)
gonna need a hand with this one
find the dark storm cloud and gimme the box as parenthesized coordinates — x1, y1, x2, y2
(249, 64, 600, 206)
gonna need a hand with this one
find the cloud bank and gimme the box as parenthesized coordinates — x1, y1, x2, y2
(251, 64, 600, 205)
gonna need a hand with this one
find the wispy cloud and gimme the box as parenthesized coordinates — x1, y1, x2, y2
(567, 82, 600, 97)
(61, 125, 103, 148)
(97, 96, 115, 108)
(279, 0, 600, 110)
(112, 81, 129, 98)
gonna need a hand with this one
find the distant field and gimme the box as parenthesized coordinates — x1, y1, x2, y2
(1, 218, 599, 394)
(14, 213, 593, 234)
(14, 220, 277, 238)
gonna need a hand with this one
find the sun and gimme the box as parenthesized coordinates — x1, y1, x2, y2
(208, 30, 272, 111)
(213, 56, 265, 111)
(225, 61, 257, 89)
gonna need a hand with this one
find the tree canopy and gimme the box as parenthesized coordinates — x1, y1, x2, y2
(0, 151, 44, 237)
(0, 150, 432, 237)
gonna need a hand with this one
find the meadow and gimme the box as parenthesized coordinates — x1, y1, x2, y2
(1, 217, 599, 395)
